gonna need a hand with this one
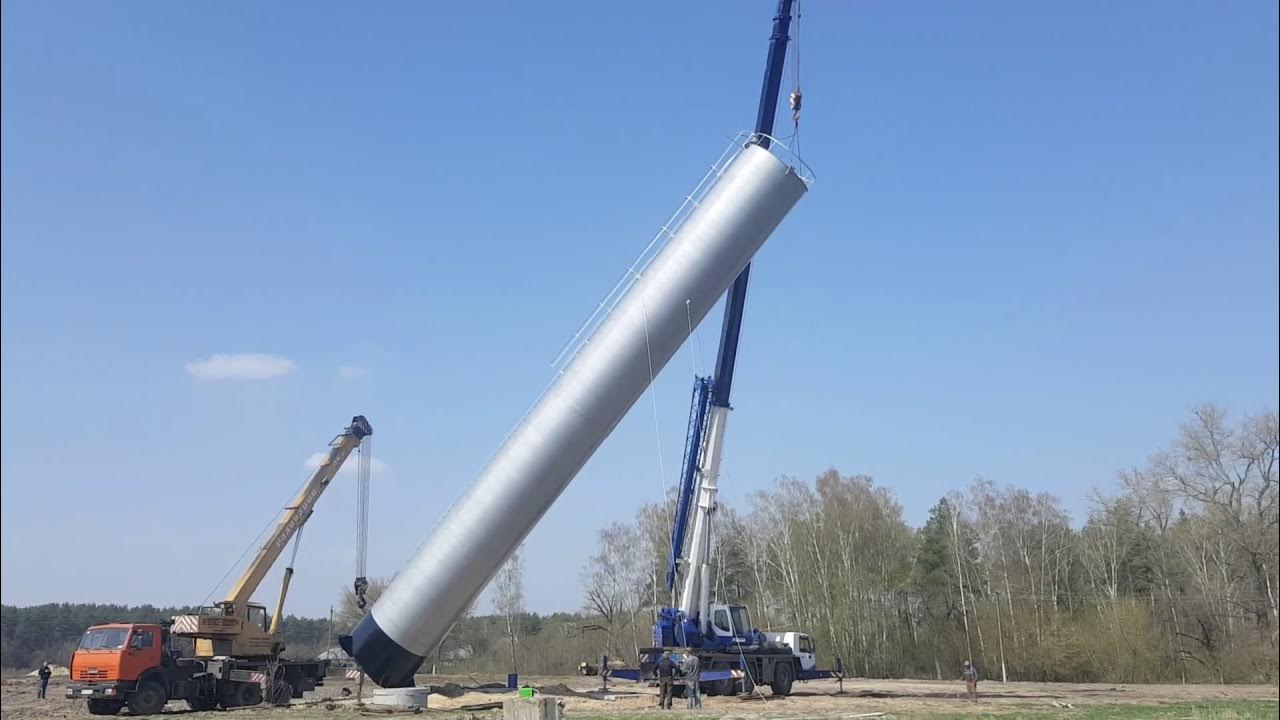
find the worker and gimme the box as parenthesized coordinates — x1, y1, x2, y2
(655, 651, 676, 709)
(961, 659, 979, 703)
(683, 653, 702, 709)
(37, 662, 53, 699)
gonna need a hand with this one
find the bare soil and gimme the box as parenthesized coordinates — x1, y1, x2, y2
(4, 672, 1275, 720)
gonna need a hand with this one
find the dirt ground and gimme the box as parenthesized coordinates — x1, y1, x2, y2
(3, 672, 1275, 720)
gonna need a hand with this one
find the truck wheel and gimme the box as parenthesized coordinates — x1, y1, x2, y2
(186, 696, 218, 712)
(770, 661, 794, 697)
(234, 682, 264, 708)
(87, 699, 124, 716)
(709, 678, 734, 696)
(271, 680, 294, 706)
(127, 680, 167, 715)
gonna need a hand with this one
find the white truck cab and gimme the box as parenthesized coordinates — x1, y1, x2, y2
(767, 631, 817, 671)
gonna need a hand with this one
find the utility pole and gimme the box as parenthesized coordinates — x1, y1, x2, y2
(327, 606, 334, 653)
(994, 592, 1008, 683)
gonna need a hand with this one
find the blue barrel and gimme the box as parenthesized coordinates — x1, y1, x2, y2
(506, 673, 518, 689)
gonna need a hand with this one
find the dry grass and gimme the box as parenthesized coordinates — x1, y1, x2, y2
(4, 672, 1275, 720)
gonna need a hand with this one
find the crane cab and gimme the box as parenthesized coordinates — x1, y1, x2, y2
(171, 602, 275, 657)
(706, 603, 753, 643)
(700, 603, 771, 651)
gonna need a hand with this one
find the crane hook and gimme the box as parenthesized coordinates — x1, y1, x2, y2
(354, 576, 369, 610)
(789, 87, 803, 126)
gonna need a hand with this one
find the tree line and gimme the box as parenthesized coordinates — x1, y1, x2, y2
(6, 404, 1275, 684)
(575, 404, 1278, 684)
(0, 604, 330, 670)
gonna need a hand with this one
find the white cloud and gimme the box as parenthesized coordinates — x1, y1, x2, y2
(185, 353, 297, 381)
(337, 365, 369, 380)
(304, 451, 387, 474)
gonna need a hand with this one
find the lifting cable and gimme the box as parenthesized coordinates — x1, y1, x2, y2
(788, 0, 804, 155)
(640, 292, 675, 536)
(198, 464, 318, 607)
(354, 436, 373, 609)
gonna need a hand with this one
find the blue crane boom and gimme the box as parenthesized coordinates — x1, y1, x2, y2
(646, 4, 844, 696)
(666, 0, 796, 623)
(666, 377, 714, 592)
(710, 0, 795, 408)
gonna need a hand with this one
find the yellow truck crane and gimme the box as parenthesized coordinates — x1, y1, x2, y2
(66, 416, 372, 715)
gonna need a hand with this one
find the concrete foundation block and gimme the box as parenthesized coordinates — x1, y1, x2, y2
(502, 697, 561, 720)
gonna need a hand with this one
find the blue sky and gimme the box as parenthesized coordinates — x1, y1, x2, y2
(2, 1, 1276, 618)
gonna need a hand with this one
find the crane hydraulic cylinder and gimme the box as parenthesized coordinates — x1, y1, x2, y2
(345, 140, 808, 687)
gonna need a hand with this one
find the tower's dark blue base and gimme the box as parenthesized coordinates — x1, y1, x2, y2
(339, 614, 425, 688)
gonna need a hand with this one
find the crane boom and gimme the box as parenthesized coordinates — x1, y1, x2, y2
(225, 415, 373, 610)
(710, 0, 795, 407)
(674, 0, 795, 627)
(173, 415, 374, 658)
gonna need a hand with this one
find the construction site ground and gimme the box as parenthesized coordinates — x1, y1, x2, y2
(3, 673, 1275, 720)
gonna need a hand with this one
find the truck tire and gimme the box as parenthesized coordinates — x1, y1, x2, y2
(86, 699, 124, 716)
(126, 680, 168, 716)
(236, 682, 263, 708)
(186, 696, 219, 712)
(271, 680, 294, 706)
(220, 681, 263, 709)
(770, 661, 794, 697)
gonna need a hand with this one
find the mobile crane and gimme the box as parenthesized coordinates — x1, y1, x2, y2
(638, 0, 840, 696)
(66, 416, 372, 715)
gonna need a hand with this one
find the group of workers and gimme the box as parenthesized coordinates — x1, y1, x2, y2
(652, 650, 702, 709)
(650, 652, 983, 709)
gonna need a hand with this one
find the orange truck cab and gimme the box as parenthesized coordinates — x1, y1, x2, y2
(66, 623, 185, 715)
(66, 621, 328, 715)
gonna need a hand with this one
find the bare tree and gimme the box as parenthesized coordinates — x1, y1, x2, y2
(581, 522, 644, 657)
(1081, 494, 1141, 602)
(494, 547, 525, 674)
(1171, 406, 1278, 631)
(431, 600, 475, 674)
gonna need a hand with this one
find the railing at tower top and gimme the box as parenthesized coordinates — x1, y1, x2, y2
(549, 132, 813, 372)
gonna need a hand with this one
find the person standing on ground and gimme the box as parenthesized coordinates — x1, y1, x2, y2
(37, 662, 53, 699)
(961, 659, 979, 703)
(684, 653, 702, 709)
(655, 650, 676, 709)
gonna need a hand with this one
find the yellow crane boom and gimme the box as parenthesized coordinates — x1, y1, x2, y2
(174, 415, 372, 657)
(226, 415, 372, 608)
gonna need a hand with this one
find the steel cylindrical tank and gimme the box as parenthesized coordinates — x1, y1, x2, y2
(348, 141, 809, 687)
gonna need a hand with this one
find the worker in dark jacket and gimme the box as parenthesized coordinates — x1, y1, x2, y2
(655, 651, 676, 709)
(683, 653, 702, 709)
(961, 660, 979, 702)
(37, 663, 53, 699)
